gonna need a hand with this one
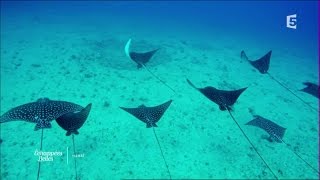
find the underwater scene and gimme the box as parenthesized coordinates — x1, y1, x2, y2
(0, 1, 319, 180)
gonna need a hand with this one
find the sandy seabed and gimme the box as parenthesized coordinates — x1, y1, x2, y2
(0, 22, 318, 179)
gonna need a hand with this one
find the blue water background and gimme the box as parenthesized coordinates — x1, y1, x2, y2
(1, 1, 318, 61)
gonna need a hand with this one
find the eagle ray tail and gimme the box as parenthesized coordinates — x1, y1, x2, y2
(72, 134, 79, 180)
(36, 129, 44, 180)
(142, 64, 176, 94)
(152, 127, 172, 179)
(227, 109, 278, 179)
(280, 138, 319, 176)
(267, 72, 318, 112)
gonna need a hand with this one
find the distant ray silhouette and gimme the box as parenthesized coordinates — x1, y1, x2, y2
(241, 50, 271, 74)
(125, 39, 159, 69)
(245, 115, 286, 143)
(0, 98, 83, 131)
(186, 79, 278, 179)
(245, 115, 319, 175)
(120, 100, 172, 179)
(125, 39, 175, 93)
(187, 79, 247, 111)
(56, 103, 92, 180)
(241, 50, 318, 112)
(300, 82, 319, 99)
(129, 49, 160, 68)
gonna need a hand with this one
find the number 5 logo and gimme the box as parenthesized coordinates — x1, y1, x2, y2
(287, 14, 297, 29)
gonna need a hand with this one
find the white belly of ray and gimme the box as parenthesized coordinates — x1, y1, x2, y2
(124, 38, 132, 58)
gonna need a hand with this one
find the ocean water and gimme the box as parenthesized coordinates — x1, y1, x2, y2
(0, 1, 318, 180)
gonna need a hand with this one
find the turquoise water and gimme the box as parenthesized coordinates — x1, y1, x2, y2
(0, 1, 318, 179)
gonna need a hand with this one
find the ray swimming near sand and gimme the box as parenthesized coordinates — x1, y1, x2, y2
(56, 103, 92, 180)
(0, 98, 84, 130)
(241, 50, 318, 112)
(56, 103, 92, 136)
(0, 98, 89, 180)
(245, 115, 286, 143)
(120, 99, 173, 179)
(246, 115, 319, 176)
(299, 82, 319, 99)
(187, 79, 247, 111)
(187, 79, 278, 179)
(125, 38, 176, 93)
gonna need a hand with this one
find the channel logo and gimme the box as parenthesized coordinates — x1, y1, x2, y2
(286, 14, 297, 29)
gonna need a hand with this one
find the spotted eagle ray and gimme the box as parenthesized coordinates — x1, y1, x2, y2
(186, 79, 278, 179)
(300, 82, 319, 99)
(125, 39, 175, 93)
(55, 103, 92, 180)
(120, 100, 172, 179)
(186, 79, 247, 111)
(56, 103, 92, 136)
(0, 98, 87, 180)
(245, 115, 319, 175)
(241, 50, 318, 112)
(125, 38, 160, 69)
(0, 98, 83, 131)
(245, 115, 286, 143)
